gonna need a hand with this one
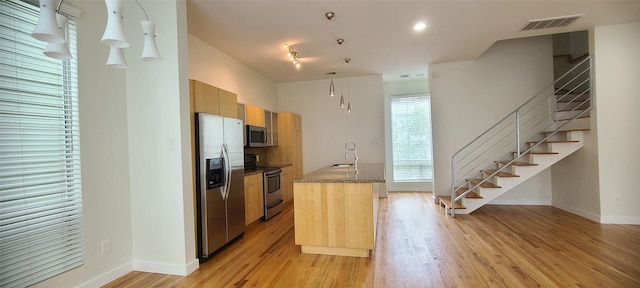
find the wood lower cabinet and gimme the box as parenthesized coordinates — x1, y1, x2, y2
(244, 173, 264, 225)
(281, 166, 293, 203)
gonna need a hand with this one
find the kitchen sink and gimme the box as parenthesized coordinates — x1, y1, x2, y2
(331, 163, 353, 167)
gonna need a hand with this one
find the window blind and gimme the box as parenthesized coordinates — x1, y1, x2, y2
(390, 95, 433, 182)
(0, 0, 83, 287)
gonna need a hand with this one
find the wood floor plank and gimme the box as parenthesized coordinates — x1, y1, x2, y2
(103, 193, 640, 288)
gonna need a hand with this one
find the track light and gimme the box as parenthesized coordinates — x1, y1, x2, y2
(285, 44, 302, 68)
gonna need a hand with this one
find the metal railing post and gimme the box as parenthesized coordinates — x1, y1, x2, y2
(516, 110, 521, 157)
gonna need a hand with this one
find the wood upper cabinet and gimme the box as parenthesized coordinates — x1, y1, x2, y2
(218, 88, 238, 118)
(267, 112, 303, 179)
(189, 79, 237, 118)
(244, 173, 264, 225)
(245, 104, 265, 127)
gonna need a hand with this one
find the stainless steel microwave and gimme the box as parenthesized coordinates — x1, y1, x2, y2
(246, 125, 267, 147)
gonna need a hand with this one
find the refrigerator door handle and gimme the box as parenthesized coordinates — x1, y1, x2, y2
(222, 143, 232, 200)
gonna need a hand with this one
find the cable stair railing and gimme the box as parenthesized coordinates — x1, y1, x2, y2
(446, 56, 592, 217)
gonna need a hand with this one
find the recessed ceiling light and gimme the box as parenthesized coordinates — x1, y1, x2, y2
(413, 22, 426, 31)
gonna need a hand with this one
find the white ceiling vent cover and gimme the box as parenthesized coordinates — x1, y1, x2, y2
(520, 14, 585, 31)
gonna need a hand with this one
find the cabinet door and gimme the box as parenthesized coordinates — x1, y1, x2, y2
(191, 80, 219, 115)
(282, 166, 293, 203)
(218, 88, 237, 118)
(244, 174, 264, 225)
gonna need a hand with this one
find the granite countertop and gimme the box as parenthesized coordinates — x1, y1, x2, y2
(293, 163, 385, 183)
(244, 163, 292, 177)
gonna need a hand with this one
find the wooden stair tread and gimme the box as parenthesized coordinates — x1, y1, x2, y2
(468, 179, 501, 188)
(439, 196, 465, 209)
(482, 170, 519, 177)
(497, 161, 538, 166)
(557, 99, 589, 103)
(557, 108, 587, 112)
(540, 128, 590, 134)
(526, 140, 579, 144)
(556, 115, 590, 121)
(455, 188, 483, 199)
(512, 151, 559, 155)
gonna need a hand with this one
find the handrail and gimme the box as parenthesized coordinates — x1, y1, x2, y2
(449, 56, 591, 217)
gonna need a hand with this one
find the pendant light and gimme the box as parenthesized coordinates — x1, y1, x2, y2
(31, 0, 65, 43)
(337, 39, 345, 108)
(101, 0, 129, 48)
(326, 12, 335, 97)
(138, 0, 162, 62)
(43, 13, 72, 59)
(106, 47, 128, 68)
(345, 58, 352, 113)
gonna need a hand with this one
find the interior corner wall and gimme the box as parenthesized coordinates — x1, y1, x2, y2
(429, 35, 555, 204)
(278, 75, 385, 174)
(593, 22, 640, 224)
(33, 1, 135, 287)
(187, 34, 279, 112)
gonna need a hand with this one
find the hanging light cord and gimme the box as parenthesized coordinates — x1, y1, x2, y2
(136, 0, 149, 21)
(55, 0, 64, 13)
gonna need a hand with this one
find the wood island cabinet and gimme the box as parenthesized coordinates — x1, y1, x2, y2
(244, 173, 264, 225)
(281, 166, 293, 203)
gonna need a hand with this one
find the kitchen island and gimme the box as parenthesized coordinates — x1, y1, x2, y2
(293, 163, 385, 258)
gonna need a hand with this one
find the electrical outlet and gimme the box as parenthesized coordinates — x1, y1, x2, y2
(101, 240, 111, 255)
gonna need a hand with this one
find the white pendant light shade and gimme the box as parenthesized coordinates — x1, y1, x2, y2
(44, 14, 72, 59)
(106, 47, 128, 68)
(329, 79, 335, 97)
(101, 0, 129, 48)
(340, 94, 345, 108)
(32, 0, 65, 43)
(140, 20, 162, 62)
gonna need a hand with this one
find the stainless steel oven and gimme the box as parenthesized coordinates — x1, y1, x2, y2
(263, 168, 283, 220)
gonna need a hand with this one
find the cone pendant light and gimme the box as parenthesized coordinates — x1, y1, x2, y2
(106, 47, 128, 68)
(101, 0, 129, 48)
(140, 20, 162, 62)
(43, 14, 72, 59)
(32, 0, 65, 43)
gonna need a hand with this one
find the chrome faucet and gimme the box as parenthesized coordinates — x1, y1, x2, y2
(344, 140, 358, 173)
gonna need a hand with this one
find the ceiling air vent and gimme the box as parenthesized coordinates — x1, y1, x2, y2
(520, 14, 585, 31)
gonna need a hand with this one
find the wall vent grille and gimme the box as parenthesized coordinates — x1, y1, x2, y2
(520, 14, 585, 31)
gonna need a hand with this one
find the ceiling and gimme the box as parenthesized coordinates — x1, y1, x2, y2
(186, 1, 640, 83)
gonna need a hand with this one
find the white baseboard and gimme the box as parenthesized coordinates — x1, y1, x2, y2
(133, 258, 199, 276)
(600, 216, 640, 225)
(552, 201, 601, 223)
(77, 262, 133, 288)
(488, 200, 552, 205)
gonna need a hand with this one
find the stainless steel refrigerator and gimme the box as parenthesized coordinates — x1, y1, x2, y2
(195, 113, 245, 259)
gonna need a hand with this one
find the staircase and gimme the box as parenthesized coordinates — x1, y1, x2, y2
(439, 56, 591, 217)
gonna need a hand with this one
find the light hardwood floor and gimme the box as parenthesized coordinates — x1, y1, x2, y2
(103, 192, 640, 287)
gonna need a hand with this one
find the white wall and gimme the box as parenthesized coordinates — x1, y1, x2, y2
(278, 75, 385, 174)
(429, 36, 555, 204)
(36, 1, 197, 287)
(382, 79, 433, 191)
(593, 22, 640, 223)
(125, 0, 196, 276)
(34, 1, 135, 287)
(188, 35, 278, 112)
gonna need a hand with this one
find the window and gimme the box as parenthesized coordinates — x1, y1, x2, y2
(390, 95, 433, 182)
(1, 1, 83, 287)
